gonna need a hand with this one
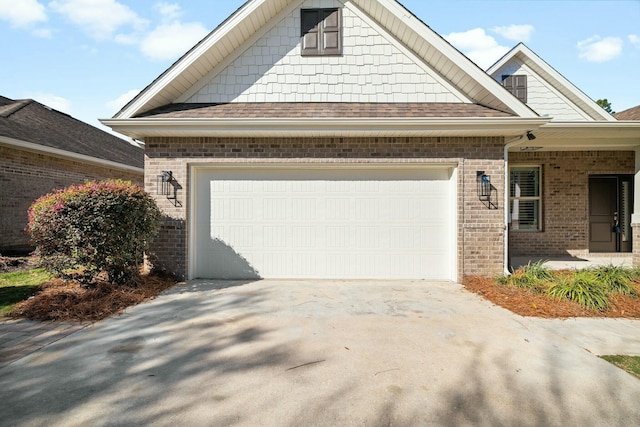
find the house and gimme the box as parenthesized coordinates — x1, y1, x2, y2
(0, 96, 144, 253)
(103, 0, 640, 281)
(487, 43, 640, 265)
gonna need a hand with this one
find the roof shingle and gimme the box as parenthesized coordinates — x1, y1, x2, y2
(137, 102, 515, 119)
(614, 105, 640, 121)
(0, 97, 143, 169)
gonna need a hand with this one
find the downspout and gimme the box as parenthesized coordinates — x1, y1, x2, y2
(504, 134, 527, 275)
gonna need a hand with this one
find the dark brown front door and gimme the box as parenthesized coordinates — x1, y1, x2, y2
(589, 175, 633, 253)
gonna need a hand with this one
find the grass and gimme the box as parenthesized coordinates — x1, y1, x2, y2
(0, 268, 51, 316)
(600, 355, 640, 379)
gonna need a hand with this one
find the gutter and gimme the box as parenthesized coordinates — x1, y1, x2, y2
(101, 117, 551, 140)
(0, 135, 144, 174)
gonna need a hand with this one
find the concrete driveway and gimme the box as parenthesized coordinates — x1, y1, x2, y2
(1, 280, 640, 426)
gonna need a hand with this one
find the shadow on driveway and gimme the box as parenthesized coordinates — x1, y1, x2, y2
(0, 280, 639, 426)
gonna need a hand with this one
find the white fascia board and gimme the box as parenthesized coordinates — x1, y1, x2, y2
(488, 44, 615, 122)
(102, 117, 550, 139)
(372, 0, 537, 118)
(115, 0, 271, 119)
(0, 135, 144, 174)
(540, 121, 640, 137)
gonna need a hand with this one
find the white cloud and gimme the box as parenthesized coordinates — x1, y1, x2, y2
(577, 35, 623, 62)
(49, 0, 147, 40)
(492, 24, 534, 42)
(140, 21, 208, 61)
(629, 34, 640, 47)
(32, 28, 52, 38)
(29, 93, 72, 114)
(445, 28, 510, 69)
(106, 89, 140, 113)
(156, 2, 182, 21)
(0, 0, 46, 27)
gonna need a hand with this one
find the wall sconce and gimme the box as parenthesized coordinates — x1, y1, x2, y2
(157, 171, 181, 206)
(477, 171, 498, 209)
(526, 131, 536, 141)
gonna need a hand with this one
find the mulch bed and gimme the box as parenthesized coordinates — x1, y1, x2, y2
(10, 273, 177, 322)
(463, 275, 640, 318)
(0, 256, 39, 274)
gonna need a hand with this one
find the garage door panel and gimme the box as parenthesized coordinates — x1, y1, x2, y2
(193, 167, 456, 280)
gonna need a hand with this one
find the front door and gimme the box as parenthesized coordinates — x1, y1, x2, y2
(589, 175, 633, 253)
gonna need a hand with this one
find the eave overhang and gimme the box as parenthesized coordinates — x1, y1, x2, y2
(0, 135, 144, 174)
(508, 121, 640, 151)
(101, 117, 550, 140)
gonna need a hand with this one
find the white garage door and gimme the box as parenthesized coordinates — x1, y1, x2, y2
(190, 166, 456, 280)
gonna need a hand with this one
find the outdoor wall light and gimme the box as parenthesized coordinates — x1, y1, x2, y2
(157, 170, 173, 196)
(157, 170, 182, 206)
(526, 131, 537, 141)
(476, 171, 497, 209)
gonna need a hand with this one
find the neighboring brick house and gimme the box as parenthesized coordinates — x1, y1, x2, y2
(103, 0, 640, 281)
(0, 96, 144, 253)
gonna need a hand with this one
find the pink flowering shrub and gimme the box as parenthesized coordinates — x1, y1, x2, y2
(27, 180, 161, 285)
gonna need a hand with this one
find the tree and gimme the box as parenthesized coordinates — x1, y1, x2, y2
(596, 99, 615, 114)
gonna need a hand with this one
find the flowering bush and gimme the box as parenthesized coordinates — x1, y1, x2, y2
(27, 180, 161, 285)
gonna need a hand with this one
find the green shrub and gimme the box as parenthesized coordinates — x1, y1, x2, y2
(547, 270, 610, 311)
(498, 260, 554, 293)
(590, 264, 637, 296)
(27, 180, 161, 285)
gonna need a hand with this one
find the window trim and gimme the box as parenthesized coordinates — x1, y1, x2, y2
(300, 8, 342, 57)
(509, 164, 543, 232)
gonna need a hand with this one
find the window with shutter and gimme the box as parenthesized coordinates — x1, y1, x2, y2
(502, 75, 527, 103)
(509, 166, 542, 231)
(301, 8, 342, 56)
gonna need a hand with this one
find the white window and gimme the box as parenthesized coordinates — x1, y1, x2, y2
(510, 166, 542, 231)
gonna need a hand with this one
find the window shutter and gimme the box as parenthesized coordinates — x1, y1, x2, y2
(301, 8, 342, 56)
(502, 74, 527, 103)
(301, 9, 320, 55)
(321, 9, 341, 55)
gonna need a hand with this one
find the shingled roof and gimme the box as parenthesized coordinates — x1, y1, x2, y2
(615, 105, 640, 121)
(138, 102, 515, 119)
(0, 97, 143, 169)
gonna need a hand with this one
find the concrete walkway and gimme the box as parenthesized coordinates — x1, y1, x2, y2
(0, 318, 87, 369)
(0, 280, 639, 427)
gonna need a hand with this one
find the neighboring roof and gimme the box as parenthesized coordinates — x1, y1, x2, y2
(487, 43, 615, 122)
(111, 0, 537, 121)
(615, 106, 640, 121)
(139, 103, 515, 119)
(0, 97, 143, 171)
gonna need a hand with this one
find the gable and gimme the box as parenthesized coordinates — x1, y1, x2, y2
(181, 0, 467, 104)
(488, 43, 614, 122)
(492, 58, 590, 121)
(111, 0, 539, 123)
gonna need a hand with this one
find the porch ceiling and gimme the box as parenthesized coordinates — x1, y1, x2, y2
(509, 121, 640, 151)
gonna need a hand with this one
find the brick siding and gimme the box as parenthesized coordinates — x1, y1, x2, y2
(145, 136, 506, 281)
(0, 146, 143, 252)
(508, 150, 635, 257)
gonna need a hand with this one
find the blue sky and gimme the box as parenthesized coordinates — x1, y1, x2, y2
(1, 0, 638, 135)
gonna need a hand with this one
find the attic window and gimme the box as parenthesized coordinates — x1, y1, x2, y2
(301, 8, 342, 56)
(502, 75, 527, 103)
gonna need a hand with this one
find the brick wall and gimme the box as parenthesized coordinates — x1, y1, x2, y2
(0, 146, 143, 252)
(508, 150, 634, 257)
(145, 136, 506, 280)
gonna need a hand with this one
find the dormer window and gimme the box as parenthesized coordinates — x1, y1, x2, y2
(301, 8, 342, 56)
(502, 74, 527, 103)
